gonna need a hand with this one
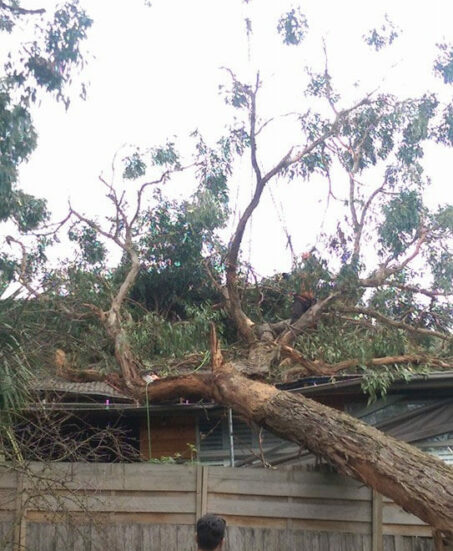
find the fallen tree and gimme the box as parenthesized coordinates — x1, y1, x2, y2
(4, 66, 453, 547)
(138, 326, 453, 539)
(2, 6, 453, 548)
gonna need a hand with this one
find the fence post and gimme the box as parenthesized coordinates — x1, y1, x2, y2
(372, 489, 383, 551)
(202, 466, 208, 516)
(196, 465, 202, 518)
(13, 471, 27, 551)
(196, 465, 209, 519)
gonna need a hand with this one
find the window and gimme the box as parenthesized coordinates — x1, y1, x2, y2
(197, 411, 297, 465)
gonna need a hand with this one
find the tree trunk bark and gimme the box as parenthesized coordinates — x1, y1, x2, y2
(103, 307, 143, 387)
(214, 369, 453, 531)
(141, 363, 453, 533)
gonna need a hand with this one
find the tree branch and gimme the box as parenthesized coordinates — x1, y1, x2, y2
(358, 280, 452, 299)
(130, 165, 190, 229)
(278, 293, 339, 346)
(352, 180, 386, 257)
(70, 205, 125, 250)
(139, 373, 214, 403)
(227, 94, 371, 275)
(255, 111, 300, 136)
(4, 236, 97, 320)
(210, 322, 224, 374)
(250, 73, 262, 183)
(337, 305, 451, 341)
(5, 236, 40, 299)
(0, 2, 45, 15)
(361, 227, 428, 285)
(279, 346, 453, 377)
(223, 84, 372, 343)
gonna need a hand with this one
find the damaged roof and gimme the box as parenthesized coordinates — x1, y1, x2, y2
(30, 377, 133, 402)
(278, 371, 453, 398)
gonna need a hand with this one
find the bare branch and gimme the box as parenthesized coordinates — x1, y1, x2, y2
(332, 122, 374, 259)
(362, 227, 428, 285)
(250, 72, 262, 183)
(349, 172, 360, 230)
(130, 169, 173, 228)
(278, 293, 339, 346)
(5, 236, 40, 299)
(70, 205, 125, 249)
(279, 345, 453, 377)
(336, 305, 451, 341)
(255, 111, 300, 136)
(351, 180, 386, 258)
(99, 176, 129, 233)
(0, 2, 45, 15)
(325, 168, 340, 201)
(31, 213, 71, 238)
(359, 183, 385, 229)
(203, 258, 228, 299)
(322, 40, 339, 116)
(359, 280, 452, 299)
(393, 227, 428, 271)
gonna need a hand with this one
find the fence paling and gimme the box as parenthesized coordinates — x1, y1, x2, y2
(0, 463, 432, 551)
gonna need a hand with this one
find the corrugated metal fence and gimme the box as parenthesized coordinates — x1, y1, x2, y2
(0, 463, 433, 550)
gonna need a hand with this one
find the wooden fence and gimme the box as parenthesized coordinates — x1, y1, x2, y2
(0, 463, 433, 550)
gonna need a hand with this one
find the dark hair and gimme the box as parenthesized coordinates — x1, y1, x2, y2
(196, 514, 226, 550)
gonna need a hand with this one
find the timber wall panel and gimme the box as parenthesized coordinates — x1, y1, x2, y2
(27, 491, 197, 513)
(0, 462, 434, 551)
(23, 463, 198, 492)
(208, 493, 372, 522)
(208, 466, 372, 500)
(383, 502, 427, 526)
(0, 520, 14, 551)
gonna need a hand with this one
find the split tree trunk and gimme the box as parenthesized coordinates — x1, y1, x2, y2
(104, 308, 143, 387)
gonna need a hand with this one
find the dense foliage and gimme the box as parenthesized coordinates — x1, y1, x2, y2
(0, 3, 452, 405)
(0, 1, 92, 434)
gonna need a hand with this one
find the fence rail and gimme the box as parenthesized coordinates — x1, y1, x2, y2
(0, 463, 433, 551)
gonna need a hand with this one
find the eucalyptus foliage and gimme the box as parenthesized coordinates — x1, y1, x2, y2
(0, 3, 452, 404)
(0, 1, 91, 226)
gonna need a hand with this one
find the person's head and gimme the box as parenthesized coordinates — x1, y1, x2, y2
(196, 514, 226, 551)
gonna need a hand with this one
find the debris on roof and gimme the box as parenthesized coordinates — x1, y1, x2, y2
(30, 377, 133, 401)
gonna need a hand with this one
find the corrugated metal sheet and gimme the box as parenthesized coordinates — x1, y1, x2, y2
(282, 371, 453, 396)
(30, 378, 132, 401)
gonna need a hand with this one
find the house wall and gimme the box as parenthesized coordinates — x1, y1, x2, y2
(140, 413, 197, 460)
(0, 463, 433, 551)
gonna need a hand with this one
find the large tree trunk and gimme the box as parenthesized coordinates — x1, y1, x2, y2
(212, 369, 453, 532)
(140, 353, 453, 535)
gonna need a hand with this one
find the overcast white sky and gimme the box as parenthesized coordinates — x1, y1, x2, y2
(13, 0, 453, 275)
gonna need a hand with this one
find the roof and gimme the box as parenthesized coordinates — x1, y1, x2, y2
(29, 371, 453, 411)
(30, 378, 133, 402)
(278, 371, 453, 398)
